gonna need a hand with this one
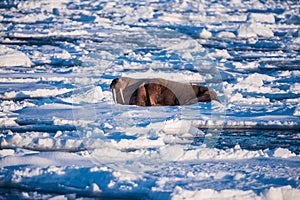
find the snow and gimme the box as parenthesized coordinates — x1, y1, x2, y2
(0, 0, 300, 199)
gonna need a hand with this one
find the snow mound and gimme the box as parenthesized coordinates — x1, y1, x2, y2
(0, 45, 32, 67)
(199, 29, 212, 39)
(273, 148, 296, 158)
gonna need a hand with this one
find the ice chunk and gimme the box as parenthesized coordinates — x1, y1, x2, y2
(290, 83, 300, 94)
(209, 49, 232, 59)
(63, 86, 103, 104)
(172, 186, 300, 200)
(249, 13, 275, 23)
(233, 61, 259, 70)
(273, 148, 296, 158)
(172, 186, 258, 200)
(294, 104, 300, 116)
(263, 186, 300, 200)
(238, 23, 274, 38)
(238, 73, 276, 87)
(199, 29, 212, 39)
(0, 46, 32, 67)
(0, 117, 18, 126)
(1, 88, 72, 100)
(216, 31, 236, 38)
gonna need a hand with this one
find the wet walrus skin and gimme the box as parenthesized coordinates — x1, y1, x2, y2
(110, 77, 220, 106)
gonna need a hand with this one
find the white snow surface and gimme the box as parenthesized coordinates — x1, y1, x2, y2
(0, 0, 299, 199)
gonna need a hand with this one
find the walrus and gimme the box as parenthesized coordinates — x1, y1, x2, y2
(110, 77, 220, 106)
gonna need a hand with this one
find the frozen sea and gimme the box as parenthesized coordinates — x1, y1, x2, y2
(0, 0, 300, 199)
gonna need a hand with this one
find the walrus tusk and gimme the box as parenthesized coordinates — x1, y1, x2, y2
(120, 88, 125, 104)
(112, 89, 117, 103)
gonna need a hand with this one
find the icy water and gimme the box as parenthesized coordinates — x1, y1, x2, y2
(0, 0, 300, 199)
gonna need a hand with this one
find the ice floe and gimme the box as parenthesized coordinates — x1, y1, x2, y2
(0, 0, 299, 198)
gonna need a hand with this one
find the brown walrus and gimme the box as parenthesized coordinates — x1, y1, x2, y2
(110, 77, 220, 106)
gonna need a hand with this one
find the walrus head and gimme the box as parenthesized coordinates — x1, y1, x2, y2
(110, 77, 127, 104)
(110, 78, 119, 90)
(110, 77, 128, 90)
(110, 77, 145, 104)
